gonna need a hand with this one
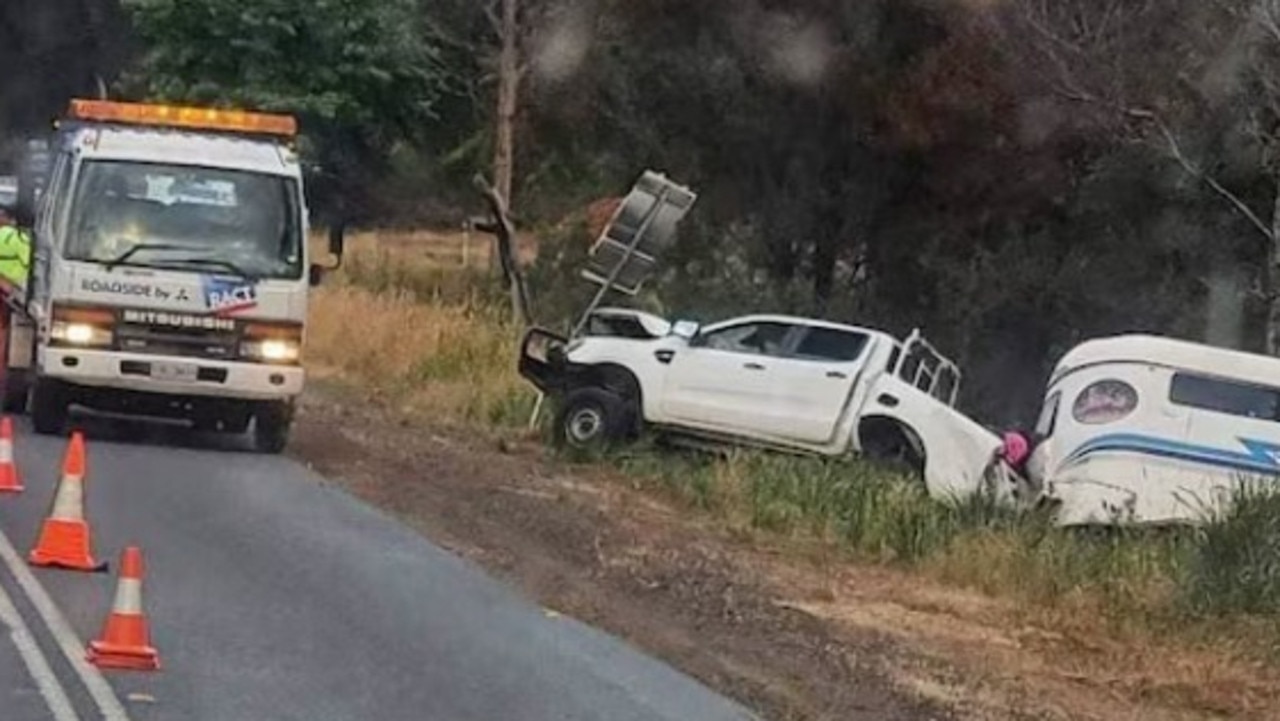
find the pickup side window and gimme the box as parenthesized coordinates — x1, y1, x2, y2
(791, 327, 868, 362)
(585, 314, 654, 339)
(1169, 373, 1280, 421)
(696, 321, 794, 357)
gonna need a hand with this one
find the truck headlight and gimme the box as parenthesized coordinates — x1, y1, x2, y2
(50, 306, 115, 348)
(240, 322, 303, 364)
(243, 338, 300, 363)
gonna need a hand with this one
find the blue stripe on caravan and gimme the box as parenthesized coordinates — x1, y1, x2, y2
(1062, 433, 1280, 476)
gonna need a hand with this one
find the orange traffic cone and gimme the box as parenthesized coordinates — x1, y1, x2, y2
(0, 417, 21, 493)
(87, 546, 161, 671)
(29, 432, 104, 571)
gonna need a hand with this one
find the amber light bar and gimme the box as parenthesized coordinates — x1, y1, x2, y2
(67, 99, 297, 138)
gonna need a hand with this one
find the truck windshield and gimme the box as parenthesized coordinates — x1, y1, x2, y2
(65, 160, 302, 279)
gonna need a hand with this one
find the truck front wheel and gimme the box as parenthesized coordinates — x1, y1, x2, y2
(552, 387, 632, 454)
(253, 401, 294, 453)
(30, 379, 68, 436)
(3, 377, 29, 414)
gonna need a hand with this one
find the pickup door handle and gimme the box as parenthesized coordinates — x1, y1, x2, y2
(743, 362, 766, 370)
(826, 371, 847, 379)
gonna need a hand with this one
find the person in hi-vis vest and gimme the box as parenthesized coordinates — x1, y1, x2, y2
(0, 202, 31, 291)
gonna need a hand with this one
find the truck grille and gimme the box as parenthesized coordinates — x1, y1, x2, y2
(115, 310, 239, 359)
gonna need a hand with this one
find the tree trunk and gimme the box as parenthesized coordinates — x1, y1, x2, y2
(493, 0, 519, 209)
(1269, 178, 1280, 355)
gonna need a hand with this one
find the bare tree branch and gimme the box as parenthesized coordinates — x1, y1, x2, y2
(483, 0, 502, 37)
(1126, 107, 1275, 242)
(1256, 0, 1280, 44)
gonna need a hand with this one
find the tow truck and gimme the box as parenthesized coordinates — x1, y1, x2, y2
(3, 99, 343, 452)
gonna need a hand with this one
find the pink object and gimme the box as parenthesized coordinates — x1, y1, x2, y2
(1000, 431, 1030, 466)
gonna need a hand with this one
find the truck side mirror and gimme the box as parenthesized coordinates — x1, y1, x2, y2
(14, 183, 36, 229)
(327, 223, 345, 260)
(13, 203, 34, 230)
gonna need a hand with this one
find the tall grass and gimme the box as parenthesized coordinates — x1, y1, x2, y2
(1185, 482, 1280, 618)
(306, 231, 536, 427)
(620, 447, 1278, 650)
(307, 230, 1280, 657)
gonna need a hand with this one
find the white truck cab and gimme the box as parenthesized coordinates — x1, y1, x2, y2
(520, 309, 1007, 501)
(1026, 334, 1280, 525)
(6, 99, 343, 451)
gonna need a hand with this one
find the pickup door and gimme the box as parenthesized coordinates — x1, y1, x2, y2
(769, 325, 870, 444)
(660, 320, 867, 445)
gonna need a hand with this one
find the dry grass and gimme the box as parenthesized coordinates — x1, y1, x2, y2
(306, 231, 537, 428)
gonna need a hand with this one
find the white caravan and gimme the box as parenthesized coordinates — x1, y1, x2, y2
(1026, 334, 1280, 525)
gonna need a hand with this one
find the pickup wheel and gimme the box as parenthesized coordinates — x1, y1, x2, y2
(30, 379, 68, 436)
(859, 418, 926, 480)
(553, 387, 632, 453)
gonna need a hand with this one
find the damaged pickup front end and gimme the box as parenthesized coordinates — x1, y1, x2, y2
(518, 327, 572, 396)
(518, 307, 672, 395)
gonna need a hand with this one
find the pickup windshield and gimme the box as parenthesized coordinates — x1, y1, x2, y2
(65, 160, 303, 279)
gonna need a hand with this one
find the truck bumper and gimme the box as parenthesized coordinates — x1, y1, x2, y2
(39, 347, 303, 401)
(517, 327, 570, 394)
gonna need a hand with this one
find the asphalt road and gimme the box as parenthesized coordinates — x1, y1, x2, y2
(0, 416, 760, 721)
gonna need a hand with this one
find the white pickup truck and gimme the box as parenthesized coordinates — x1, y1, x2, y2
(519, 308, 1007, 500)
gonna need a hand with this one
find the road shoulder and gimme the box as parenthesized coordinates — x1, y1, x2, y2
(291, 385, 1280, 721)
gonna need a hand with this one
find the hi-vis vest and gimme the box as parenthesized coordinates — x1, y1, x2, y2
(0, 225, 31, 289)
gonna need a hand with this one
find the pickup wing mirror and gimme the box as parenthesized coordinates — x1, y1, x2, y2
(670, 320, 700, 341)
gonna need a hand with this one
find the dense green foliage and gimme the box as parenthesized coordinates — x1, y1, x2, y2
(123, 0, 455, 220)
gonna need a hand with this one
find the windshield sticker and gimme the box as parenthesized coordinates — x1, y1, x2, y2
(203, 276, 258, 315)
(79, 278, 192, 303)
(141, 175, 238, 208)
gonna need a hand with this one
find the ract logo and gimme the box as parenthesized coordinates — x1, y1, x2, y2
(202, 276, 258, 315)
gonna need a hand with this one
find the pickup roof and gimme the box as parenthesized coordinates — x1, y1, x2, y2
(519, 308, 1007, 500)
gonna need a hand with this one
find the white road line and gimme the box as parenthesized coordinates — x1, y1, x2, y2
(0, 576, 81, 721)
(0, 527, 131, 721)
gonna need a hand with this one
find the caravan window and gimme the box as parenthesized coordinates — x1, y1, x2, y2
(1169, 373, 1280, 421)
(1072, 379, 1138, 425)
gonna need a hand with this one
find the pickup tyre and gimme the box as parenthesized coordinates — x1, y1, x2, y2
(552, 386, 634, 452)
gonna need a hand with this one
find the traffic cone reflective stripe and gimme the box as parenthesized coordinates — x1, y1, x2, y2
(87, 547, 160, 671)
(29, 432, 103, 571)
(0, 416, 21, 493)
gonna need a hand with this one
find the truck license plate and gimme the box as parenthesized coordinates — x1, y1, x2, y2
(151, 361, 198, 383)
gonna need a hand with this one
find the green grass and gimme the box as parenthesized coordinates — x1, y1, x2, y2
(620, 447, 1280, 653)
